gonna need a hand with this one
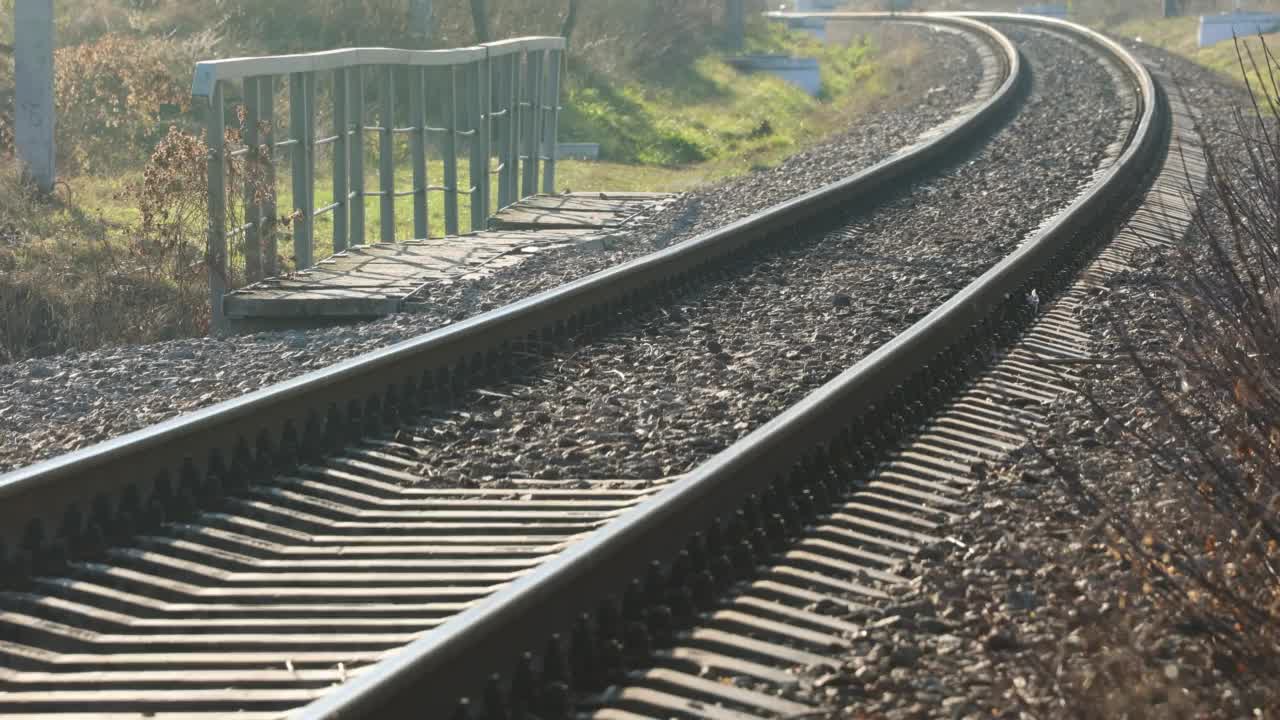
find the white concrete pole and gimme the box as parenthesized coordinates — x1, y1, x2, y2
(15, 0, 55, 192)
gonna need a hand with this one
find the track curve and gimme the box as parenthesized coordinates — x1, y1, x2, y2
(0, 14, 1018, 568)
(296, 12, 1167, 720)
(0, 13, 1167, 720)
(0, 16, 1023, 720)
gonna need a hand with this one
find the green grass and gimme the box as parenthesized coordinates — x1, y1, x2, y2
(58, 22, 898, 273)
(232, 152, 754, 271)
(0, 7, 943, 359)
(57, 145, 766, 281)
(561, 24, 876, 166)
(65, 153, 718, 274)
(1109, 16, 1280, 100)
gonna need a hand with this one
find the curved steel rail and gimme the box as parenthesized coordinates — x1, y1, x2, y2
(294, 13, 1163, 719)
(0, 15, 1019, 577)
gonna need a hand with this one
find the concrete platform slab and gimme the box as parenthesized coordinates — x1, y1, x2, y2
(222, 193, 676, 327)
(491, 192, 674, 230)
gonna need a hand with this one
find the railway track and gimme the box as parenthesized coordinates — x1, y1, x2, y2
(0, 12, 1194, 719)
(544, 60, 1207, 720)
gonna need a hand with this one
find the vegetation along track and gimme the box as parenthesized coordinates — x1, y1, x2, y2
(0, 12, 1167, 718)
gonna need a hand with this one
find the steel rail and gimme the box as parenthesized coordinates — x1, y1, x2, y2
(294, 12, 1162, 719)
(0, 14, 1019, 579)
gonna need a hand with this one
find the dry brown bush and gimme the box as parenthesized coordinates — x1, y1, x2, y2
(1112, 45, 1280, 682)
(136, 126, 210, 283)
(1032, 39, 1280, 716)
(52, 34, 193, 172)
(0, 126, 228, 361)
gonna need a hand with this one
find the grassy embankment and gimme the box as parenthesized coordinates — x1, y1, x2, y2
(148, 27, 884, 236)
(271, 24, 890, 259)
(0, 19, 923, 360)
(1108, 15, 1280, 96)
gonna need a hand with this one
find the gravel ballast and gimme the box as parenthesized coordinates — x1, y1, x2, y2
(1, 20, 1268, 719)
(0, 26, 1126, 486)
(0, 23, 988, 473)
(315, 25, 1123, 486)
(801, 43, 1279, 719)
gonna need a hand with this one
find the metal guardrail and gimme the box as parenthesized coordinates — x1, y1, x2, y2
(191, 37, 566, 327)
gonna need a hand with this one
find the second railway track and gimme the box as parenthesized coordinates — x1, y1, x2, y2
(0, 12, 1182, 719)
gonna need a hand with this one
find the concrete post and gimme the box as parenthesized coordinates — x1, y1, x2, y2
(15, 0, 55, 192)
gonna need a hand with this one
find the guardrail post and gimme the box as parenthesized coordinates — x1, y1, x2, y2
(305, 73, 317, 263)
(333, 68, 350, 254)
(206, 80, 227, 329)
(261, 78, 278, 276)
(480, 55, 493, 226)
(411, 67, 429, 240)
(468, 60, 487, 232)
(518, 52, 531, 199)
(379, 66, 396, 243)
(289, 72, 315, 269)
(503, 52, 515, 209)
(349, 68, 366, 247)
(521, 49, 543, 198)
(542, 48, 562, 194)
(442, 65, 460, 236)
(243, 76, 262, 283)
(492, 51, 514, 209)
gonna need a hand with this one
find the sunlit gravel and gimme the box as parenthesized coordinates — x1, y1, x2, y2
(0, 24, 1034, 474)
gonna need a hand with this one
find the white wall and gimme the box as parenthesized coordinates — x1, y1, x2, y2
(1199, 12, 1280, 47)
(734, 56, 822, 96)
